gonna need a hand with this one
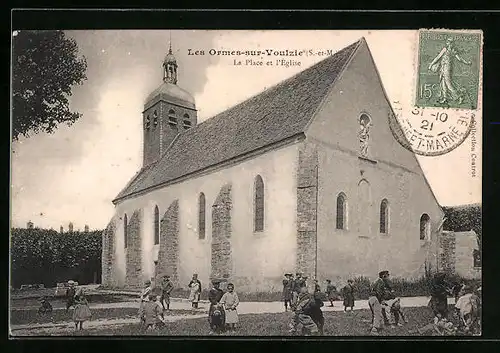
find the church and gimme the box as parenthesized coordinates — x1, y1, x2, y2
(101, 38, 444, 293)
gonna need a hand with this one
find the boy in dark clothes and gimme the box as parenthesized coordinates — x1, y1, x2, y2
(304, 291, 325, 335)
(341, 279, 355, 312)
(429, 272, 451, 319)
(282, 273, 294, 312)
(160, 275, 174, 311)
(325, 279, 337, 307)
(38, 296, 53, 315)
(65, 281, 77, 313)
(208, 279, 225, 334)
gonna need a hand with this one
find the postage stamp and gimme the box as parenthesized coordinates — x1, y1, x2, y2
(388, 29, 482, 157)
(415, 29, 482, 110)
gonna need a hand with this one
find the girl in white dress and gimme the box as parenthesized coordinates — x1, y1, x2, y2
(220, 283, 240, 331)
(188, 275, 201, 309)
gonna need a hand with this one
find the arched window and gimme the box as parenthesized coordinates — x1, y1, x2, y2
(199, 193, 206, 239)
(380, 199, 389, 234)
(254, 175, 265, 232)
(145, 115, 151, 129)
(183, 114, 192, 129)
(154, 206, 160, 245)
(336, 193, 347, 230)
(168, 109, 177, 125)
(153, 110, 158, 127)
(124, 214, 128, 248)
(420, 213, 431, 240)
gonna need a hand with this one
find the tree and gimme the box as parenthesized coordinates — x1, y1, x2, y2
(12, 30, 87, 141)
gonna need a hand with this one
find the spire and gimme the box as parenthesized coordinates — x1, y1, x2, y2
(169, 31, 172, 54)
(163, 33, 178, 84)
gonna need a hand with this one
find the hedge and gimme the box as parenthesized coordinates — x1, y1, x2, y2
(10, 228, 102, 288)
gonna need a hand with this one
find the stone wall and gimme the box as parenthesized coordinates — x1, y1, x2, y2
(158, 200, 180, 285)
(439, 232, 456, 274)
(296, 143, 318, 282)
(101, 219, 116, 287)
(211, 184, 233, 281)
(439, 231, 481, 279)
(125, 209, 143, 289)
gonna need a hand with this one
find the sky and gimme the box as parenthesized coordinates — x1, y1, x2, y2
(10, 30, 482, 230)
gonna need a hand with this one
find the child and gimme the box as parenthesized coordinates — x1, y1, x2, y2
(208, 279, 225, 334)
(65, 280, 77, 313)
(454, 285, 480, 335)
(314, 279, 321, 293)
(142, 293, 165, 331)
(220, 282, 240, 331)
(73, 290, 92, 331)
(325, 279, 337, 307)
(138, 280, 152, 325)
(282, 273, 294, 312)
(289, 286, 319, 336)
(188, 274, 202, 309)
(341, 279, 355, 312)
(38, 296, 53, 315)
(305, 290, 325, 335)
(385, 297, 407, 326)
(409, 313, 457, 336)
(160, 275, 174, 311)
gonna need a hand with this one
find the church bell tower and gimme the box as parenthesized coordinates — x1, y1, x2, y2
(142, 40, 197, 167)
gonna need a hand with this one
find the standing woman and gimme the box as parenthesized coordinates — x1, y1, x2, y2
(188, 274, 202, 309)
(73, 289, 92, 331)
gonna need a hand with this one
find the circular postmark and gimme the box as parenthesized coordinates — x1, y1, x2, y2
(389, 101, 475, 156)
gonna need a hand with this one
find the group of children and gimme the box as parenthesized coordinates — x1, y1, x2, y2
(412, 281, 481, 336)
(283, 274, 357, 314)
(36, 280, 94, 331)
(208, 280, 240, 334)
(281, 273, 358, 336)
(138, 275, 175, 331)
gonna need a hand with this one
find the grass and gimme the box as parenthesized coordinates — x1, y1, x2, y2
(9, 307, 197, 326)
(20, 306, 454, 337)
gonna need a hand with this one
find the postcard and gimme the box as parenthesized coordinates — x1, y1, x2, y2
(10, 29, 482, 337)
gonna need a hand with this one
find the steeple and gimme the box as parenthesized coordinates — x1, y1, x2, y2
(163, 37, 178, 84)
(142, 34, 197, 167)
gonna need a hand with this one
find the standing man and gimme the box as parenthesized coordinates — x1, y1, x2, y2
(188, 273, 202, 309)
(160, 275, 174, 311)
(282, 273, 294, 312)
(368, 270, 392, 335)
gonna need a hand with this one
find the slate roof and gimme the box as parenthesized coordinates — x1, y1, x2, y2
(113, 39, 362, 203)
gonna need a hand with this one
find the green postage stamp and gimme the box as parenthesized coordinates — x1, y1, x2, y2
(416, 29, 482, 110)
